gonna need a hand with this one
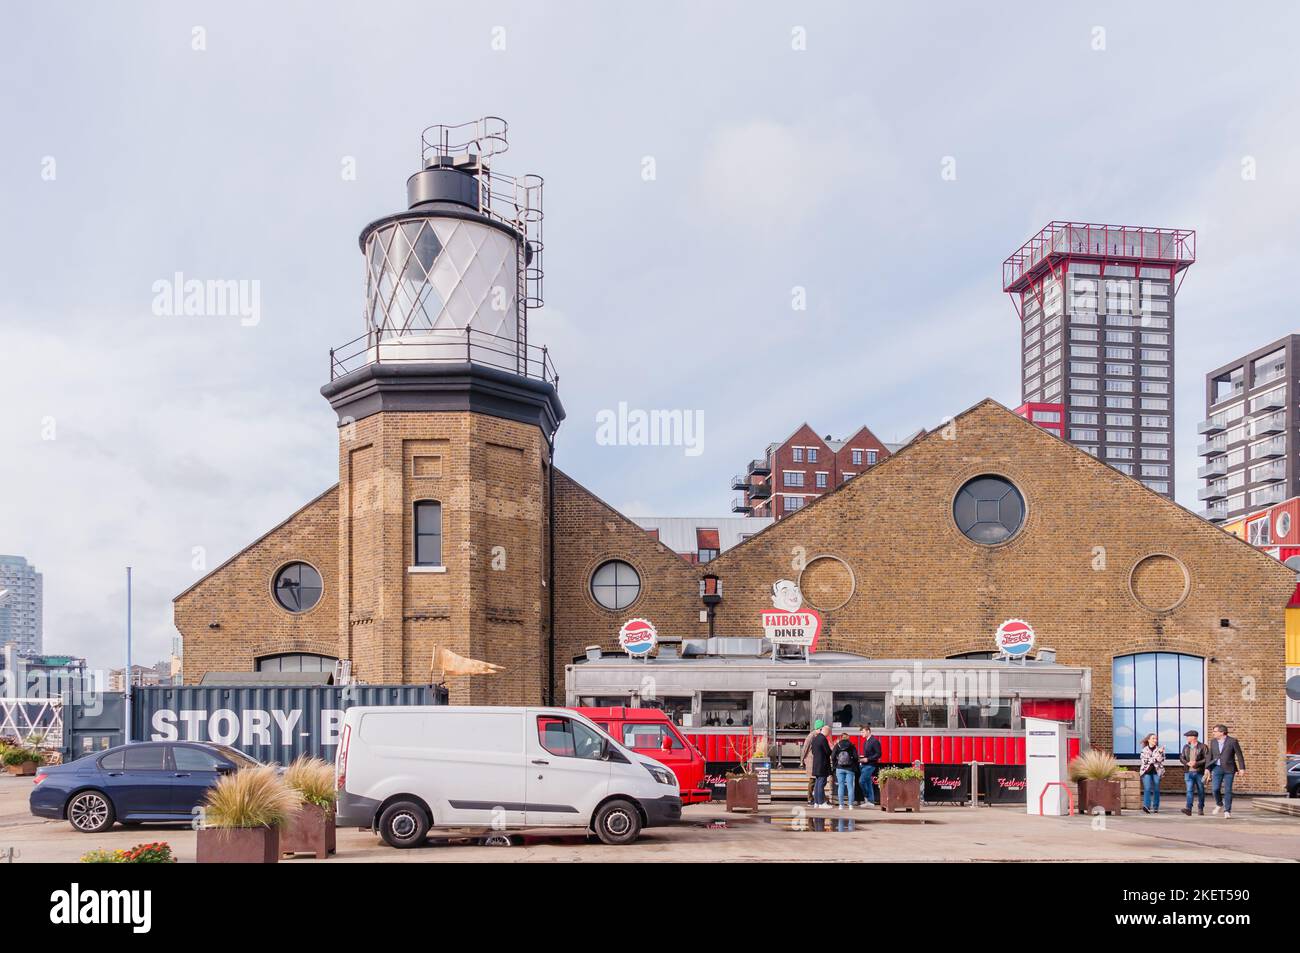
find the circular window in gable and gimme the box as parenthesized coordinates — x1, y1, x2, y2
(953, 475, 1025, 545)
(272, 562, 323, 613)
(590, 559, 641, 610)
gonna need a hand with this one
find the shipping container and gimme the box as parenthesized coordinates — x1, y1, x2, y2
(129, 684, 445, 765)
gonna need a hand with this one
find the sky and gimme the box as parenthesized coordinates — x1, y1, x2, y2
(2, 1, 1299, 674)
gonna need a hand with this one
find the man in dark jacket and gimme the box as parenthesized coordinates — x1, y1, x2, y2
(1208, 724, 1246, 818)
(858, 725, 883, 806)
(1179, 729, 1210, 816)
(808, 725, 834, 808)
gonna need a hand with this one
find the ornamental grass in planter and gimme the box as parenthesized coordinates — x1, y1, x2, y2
(281, 756, 337, 859)
(196, 766, 298, 864)
(878, 767, 923, 813)
(1069, 749, 1124, 815)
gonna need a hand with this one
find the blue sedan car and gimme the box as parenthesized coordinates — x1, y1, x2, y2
(30, 741, 260, 833)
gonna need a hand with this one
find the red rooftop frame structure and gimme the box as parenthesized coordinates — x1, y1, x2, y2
(1002, 221, 1196, 298)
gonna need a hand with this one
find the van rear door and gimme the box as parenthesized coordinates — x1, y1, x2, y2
(525, 713, 612, 827)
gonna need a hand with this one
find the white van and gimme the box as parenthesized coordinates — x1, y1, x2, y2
(335, 706, 683, 847)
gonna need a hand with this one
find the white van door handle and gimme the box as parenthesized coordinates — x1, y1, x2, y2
(531, 759, 549, 765)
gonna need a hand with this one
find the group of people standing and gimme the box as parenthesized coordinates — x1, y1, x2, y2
(1137, 724, 1247, 817)
(799, 720, 1249, 816)
(800, 720, 883, 808)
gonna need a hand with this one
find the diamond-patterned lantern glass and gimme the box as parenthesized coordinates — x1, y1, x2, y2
(364, 217, 519, 347)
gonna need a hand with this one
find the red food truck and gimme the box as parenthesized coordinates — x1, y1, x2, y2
(573, 707, 712, 804)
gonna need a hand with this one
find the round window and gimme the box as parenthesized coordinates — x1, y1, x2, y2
(590, 559, 641, 610)
(1277, 512, 1292, 539)
(953, 475, 1025, 545)
(272, 562, 323, 613)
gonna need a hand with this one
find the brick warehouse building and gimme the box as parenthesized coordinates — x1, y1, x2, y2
(175, 123, 1291, 793)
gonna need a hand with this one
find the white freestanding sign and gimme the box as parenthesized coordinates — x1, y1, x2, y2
(1025, 716, 1070, 816)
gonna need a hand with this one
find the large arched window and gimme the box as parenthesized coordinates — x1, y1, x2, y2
(256, 653, 337, 674)
(1112, 652, 1204, 757)
(414, 500, 443, 567)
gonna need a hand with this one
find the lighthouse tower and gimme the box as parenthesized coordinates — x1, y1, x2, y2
(321, 119, 564, 704)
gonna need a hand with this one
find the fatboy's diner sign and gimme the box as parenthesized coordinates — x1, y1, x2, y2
(761, 580, 822, 650)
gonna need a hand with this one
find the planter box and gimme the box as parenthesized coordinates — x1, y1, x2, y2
(281, 803, 336, 859)
(196, 826, 280, 864)
(1077, 779, 1122, 815)
(5, 761, 39, 777)
(880, 777, 921, 813)
(725, 776, 759, 813)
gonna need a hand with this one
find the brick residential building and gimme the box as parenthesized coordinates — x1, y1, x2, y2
(731, 423, 906, 519)
(1198, 334, 1300, 524)
(1005, 222, 1195, 499)
(174, 126, 1289, 794)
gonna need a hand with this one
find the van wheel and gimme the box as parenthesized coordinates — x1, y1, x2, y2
(67, 790, 115, 834)
(593, 799, 641, 845)
(378, 801, 430, 848)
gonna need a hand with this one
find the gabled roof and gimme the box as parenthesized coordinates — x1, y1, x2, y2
(709, 397, 1296, 576)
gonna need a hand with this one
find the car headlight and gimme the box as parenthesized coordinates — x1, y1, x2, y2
(643, 763, 676, 786)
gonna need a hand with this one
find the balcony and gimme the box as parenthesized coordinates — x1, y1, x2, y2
(1251, 485, 1286, 507)
(1252, 411, 1286, 435)
(1197, 458, 1228, 479)
(747, 457, 771, 476)
(1251, 461, 1287, 483)
(1252, 392, 1286, 413)
(749, 482, 771, 500)
(1198, 483, 1227, 502)
(1197, 416, 1226, 436)
(1197, 437, 1227, 457)
(1200, 502, 1231, 522)
(1251, 438, 1286, 460)
(730, 496, 752, 514)
(730, 474, 749, 492)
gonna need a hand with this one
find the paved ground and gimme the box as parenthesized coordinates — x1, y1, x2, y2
(2, 775, 1298, 863)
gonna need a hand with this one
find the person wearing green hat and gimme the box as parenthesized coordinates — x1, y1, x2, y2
(800, 719, 827, 804)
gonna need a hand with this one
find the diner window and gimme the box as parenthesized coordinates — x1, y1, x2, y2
(1112, 653, 1204, 757)
(577, 695, 630, 708)
(700, 691, 752, 727)
(640, 695, 693, 727)
(831, 692, 886, 728)
(413, 500, 443, 567)
(957, 699, 1013, 730)
(893, 700, 949, 729)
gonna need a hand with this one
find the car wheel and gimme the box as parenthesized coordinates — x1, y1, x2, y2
(378, 800, 429, 849)
(67, 790, 115, 834)
(593, 799, 641, 845)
